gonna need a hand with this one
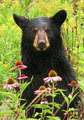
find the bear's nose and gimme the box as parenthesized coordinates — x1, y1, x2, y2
(38, 40, 46, 49)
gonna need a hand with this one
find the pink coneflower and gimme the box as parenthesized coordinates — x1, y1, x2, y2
(1, 115, 7, 120)
(17, 74, 28, 80)
(14, 60, 27, 70)
(40, 98, 48, 104)
(34, 85, 51, 95)
(44, 76, 62, 83)
(44, 70, 62, 83)
(68, 81, 79, 88)
(3, 78, 19, 90)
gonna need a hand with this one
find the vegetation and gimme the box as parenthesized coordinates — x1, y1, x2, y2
(0, 0, 84, 119)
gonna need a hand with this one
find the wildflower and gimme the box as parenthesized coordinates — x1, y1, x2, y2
(68, 81, 79, 88)
(44, 70, 62, 83)
(1, 115, 7, 120)
(34, 85, 51, 95)
(14, 60, 27, 69)
(3, 78, 19, 90)
(40, 98, 48, 104)
(17, 74, 28, 80)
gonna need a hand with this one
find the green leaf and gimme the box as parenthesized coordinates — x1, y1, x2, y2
(20, 102, 27, 110)
(46, 93, 57, 98)
(0, 110, 13, 115)
(47, 116, 61, 120)
(48, 102, 60, 109)
(34, 104, 50, 109)
(67, 108, 75, 112)
(21, 81, 31, 91)
(69, 93, 78, 104)
(54, 103, 60, 109)
(44, 109, 52, 115)
(60, 91, 69, 105)
(27, 118, 37, 120)
(55, 89, 65, 93)
(31, 76, 34, 81)
(0, 91, 16, 99)
(34, 112, 41, 118)
(51, 94, 57, 98)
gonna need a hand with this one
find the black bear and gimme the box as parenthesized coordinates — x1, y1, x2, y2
(13, 10, 80, 119)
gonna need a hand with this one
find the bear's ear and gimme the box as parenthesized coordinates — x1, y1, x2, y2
(51, 10, 67, 26)
(13, 14, 28, 29)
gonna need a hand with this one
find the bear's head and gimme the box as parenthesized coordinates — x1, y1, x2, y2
(13, 10, 67, 52)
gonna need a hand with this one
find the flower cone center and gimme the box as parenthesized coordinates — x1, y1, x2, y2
(41, 97, 47, 101)
(48, 70, 57, 77)
(71, 81, 77, 85)
(39, 85, 46, 90)
(7, 78, 15, 84)
(20, 74, 25, 77)
(15, 60, 23, 66)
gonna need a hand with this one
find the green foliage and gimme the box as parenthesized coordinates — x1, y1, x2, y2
(21, 81, 32, 91)
(47, 116, 61, 120)
(0, 110, 13, 116)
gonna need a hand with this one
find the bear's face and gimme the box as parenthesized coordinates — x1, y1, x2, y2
(13, 10, 67, 51)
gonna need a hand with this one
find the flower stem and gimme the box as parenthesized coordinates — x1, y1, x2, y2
(52, 81, 55, 116)
(41, 108, 45, 120)
(41, 95, 45, 120)
(18, 68, 22, 113)
(18, 68, 22, 96)
(26, 91, 44, 117)
(63, 86, 76, 120)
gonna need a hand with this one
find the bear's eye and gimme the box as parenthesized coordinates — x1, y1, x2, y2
(34, 28, 38, 32)
(45, 27, 50, 33)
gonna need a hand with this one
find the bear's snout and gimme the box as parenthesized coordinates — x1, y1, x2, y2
(33, 29, 50, 51)
(38, 39, 46, 50)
